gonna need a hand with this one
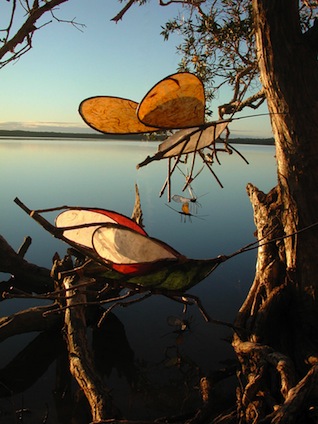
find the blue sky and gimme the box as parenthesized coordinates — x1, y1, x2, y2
(0, 0, 272, 137)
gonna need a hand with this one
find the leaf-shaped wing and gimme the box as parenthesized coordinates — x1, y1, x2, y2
(158, 121, 229, 157)
(55, 208, 147, 249)
(137, 72, 205, 129)
(93, 223, 180, 275)
(79, 96, 159, 134)
(137, 121, 229, 168)
(103, 257, 221, 291)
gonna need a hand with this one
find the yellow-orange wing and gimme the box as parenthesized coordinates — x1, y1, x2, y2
(79, 96, 160, 134)
(137, 72, 205, 129)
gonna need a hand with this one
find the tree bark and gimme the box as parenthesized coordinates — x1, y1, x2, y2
(252, 0, 318, 272)
(252, 0, 318, 361)
(232, 2, 318, 421)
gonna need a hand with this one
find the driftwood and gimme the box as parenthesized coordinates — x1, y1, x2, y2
(0, 303, 61, 342)
(62, 272, 119, 421)
(0, 191, 121, 419)
(0, 234, 53, 293)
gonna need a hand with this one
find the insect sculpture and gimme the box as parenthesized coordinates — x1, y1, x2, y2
(14, 198, 314, 324)
(14, 197, 242, 324)
(167, 166, 207, 220)
(171, 184, 206, 216)
(79, 72, 248, 201)
(166, 201, 206, 223)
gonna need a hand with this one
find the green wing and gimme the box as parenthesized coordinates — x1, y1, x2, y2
(99, 257, 220, 292)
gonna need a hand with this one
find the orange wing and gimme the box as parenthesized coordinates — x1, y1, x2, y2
(79, 96, 159, 134)
(137, 72, 205, 129)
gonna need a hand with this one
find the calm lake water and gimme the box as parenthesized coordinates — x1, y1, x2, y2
(0, 137, 277, 422)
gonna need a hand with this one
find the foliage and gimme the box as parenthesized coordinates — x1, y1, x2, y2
(161, 0, 257, 110)
(159, 0, 317, 117)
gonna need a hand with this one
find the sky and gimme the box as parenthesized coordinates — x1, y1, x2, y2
(0, 0, 272, 138)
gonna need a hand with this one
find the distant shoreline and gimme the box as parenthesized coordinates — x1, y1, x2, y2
(0, 129, 274, 145)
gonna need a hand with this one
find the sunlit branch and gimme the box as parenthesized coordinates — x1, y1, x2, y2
(301, 0, 318, 10)
(219, 88, 266, 118)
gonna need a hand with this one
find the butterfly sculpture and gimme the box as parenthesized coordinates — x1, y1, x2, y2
(79, 72, 247, 201)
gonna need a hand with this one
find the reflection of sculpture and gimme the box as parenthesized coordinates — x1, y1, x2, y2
(79, 72, 248, 201)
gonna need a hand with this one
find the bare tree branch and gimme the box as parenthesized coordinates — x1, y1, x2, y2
(111, 0, 136, 23)
(0, 0, 86, 67)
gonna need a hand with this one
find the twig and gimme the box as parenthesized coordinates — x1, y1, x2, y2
(17, 236, 32, 258)
(111, 0, 136, 23)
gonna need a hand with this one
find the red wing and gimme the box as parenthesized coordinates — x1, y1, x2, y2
(55, 208, 147, 249)
(92, 224, 180, 275)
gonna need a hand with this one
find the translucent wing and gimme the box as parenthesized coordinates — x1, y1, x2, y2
(158, 122, 229, 158)
(125, 257, 220, 291)
(137, 72, 205, 129)
(172, 195, 190, 204)
(55, 208, 147, 249)
(93, 223, 180, 275)
(79, 96, 159, 134)
(138, 121, 229, 168)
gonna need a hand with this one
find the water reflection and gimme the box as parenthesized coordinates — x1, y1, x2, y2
(0, 138, 277, 421)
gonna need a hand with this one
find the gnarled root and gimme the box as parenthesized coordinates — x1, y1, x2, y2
(233, 184, 318, 423)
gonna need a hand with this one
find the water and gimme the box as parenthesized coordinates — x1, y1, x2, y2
(0, 137, 277, 422)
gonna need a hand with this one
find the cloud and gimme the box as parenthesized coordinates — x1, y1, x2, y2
(0, 121, 96, 133)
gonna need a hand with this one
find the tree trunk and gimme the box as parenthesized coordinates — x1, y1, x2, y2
(232, 1, 318, 422)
